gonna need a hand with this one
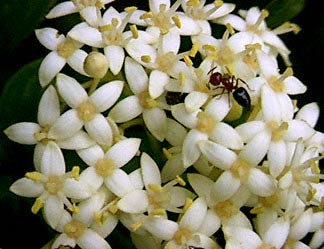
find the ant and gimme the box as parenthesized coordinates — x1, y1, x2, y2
(207, 66, 251, 108)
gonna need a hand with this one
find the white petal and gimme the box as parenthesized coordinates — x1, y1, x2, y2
(149, 70, 169, 99)
(268, 141, 287, 178)
(68, 23, 104, 47)
(141, 152, 161, 187)
(80, 6, 101, 27)
(285, 120, 314, 141)
(104, 45, 125, 75)
(4, 122, 40, 144)
(105, 169, 134, 197)
(161, 153, 186, 182)
(9, 178, 43, 197)
(108, 96, 143, 122)
(199, 209, 221, 236)
(143, 108, 167, 141)
(177, 14, 201, 35)
(284, 76, 307, 95)
(211, 171, 241, 202)
(57, 131, 95, 150)
(296, 102, 319, 128)
(66, 49, 89, 75)
(41, 141, 65, 175)
(263, 218, 289, 248)
(124, 56, 148, 95)
(52, 233, 76, 249)
(77, 229, 111, 249)
(180, 197, 207, 231)
(63, 178, 93, 199)
(209, 122, 243, 150)
(198, 140, 237, 170)
(184, 92, 209, 113)
(223, 226, 262, 249)
(171, 103, 198, 129)
(239, 131, 271, 166)
(257, 50, 279, 79)
(161, 29, 180, 54)
(235, 121, 266, 142)
(247, 168, 276, 197)
(144, 216, 178, 240)
(85, 114, 113, 146)
(77, 144, 104, 166)
(35, 28, 64, 50)
(56, 73, 88, 108)
(44, 195, 64, 229)
(38, 86, 60, 126)
(290, 208, 313, 240)
(105, 138, 141, 168)
(205, 95, 231, 121)
(90, 80, 123, 112)
(48, 109, 83, 140)
(261, 85, 282, 122)
(125, 40, 157, 67)
(187, 173, 213, 199)
(39, 51, 66, 87)
(46, 2, 78, 18)
(118, 190, 149, 213)
(182, 129, 208, 168)
(165, 118, 187, 146)
(78, 167, 104, 193)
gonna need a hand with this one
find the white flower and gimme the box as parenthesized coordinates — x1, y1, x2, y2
(56, 73, 123, 146)
(4, 86, 95, 170)
(51, 190, 115, 249)
(77, 138, 141, 197)
(140, 152, 194, 215)
(35, 28, 89, 87)
(108, 57, 168, 141)
(172, 94, 243, 167)
(10, 141, 92, 229)
(68, 6, 140, 75)
(236, 85, 314, 178)
(46, 0, 114, 19)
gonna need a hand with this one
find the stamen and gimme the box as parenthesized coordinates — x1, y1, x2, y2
(163, 148, 173, 160)
(183, 198, 193, 212)
(25, 172, 43, 182)
(190, 42, 200, 57)
(70, 166, 80, 180)
(141, 55, 151, 63)
(176, 175, 186, 186)
(179, 72, 186, 86)
(130, 24, 139, 39)
(254, 9, 269, 28)
(172, 15, 182, 29)
(31, 197, 44, 214)
(183, 55, 193, 66)
(140, 12, 153, 19)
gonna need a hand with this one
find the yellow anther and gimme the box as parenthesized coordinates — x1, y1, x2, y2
(130, 24, 139, 39)
(176, 175, 186, 186)
(161, 28, 169, 35)
(69, 203, 80, 214)
(172, 15, 182, 29)
(124, 6, 137, 13)
(141, 55, 151, 63)
(95, 1, 105, 9)
(25, 172, 43, 182)
(31, 197, 44, 214)
(214, 0, 223, 7)
(306, 187, 317, 202)
(148, 184, 163, 193)
(250, 206, 265, 214)
(183, 55, 193, 67)
(311, 161, 321, 174)
(225, 23, 235, 35)
(183, 198, 193, 212)
(245, 43, 262, 51)
(34, 132, 47, 141)
(70, 166, 80, 180)
(187, 0, 200, 7)
(130, 221, 143, 232)
(140, 12, 153, 19)
(111, 18, 119, 27)
(94, 211, 109, 225)
(203, 44, 217, 52)
(163, 148, 173, 160)
(190, 42, 200, 57)
(179, 72, 186, 86)
(99, 24, 113, 32)
(151, 208, 167, 216)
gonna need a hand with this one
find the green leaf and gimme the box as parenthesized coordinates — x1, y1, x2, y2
(0, 0, 57, 55)
(265, 0, 306, 28)
(0, 59, 44, 166)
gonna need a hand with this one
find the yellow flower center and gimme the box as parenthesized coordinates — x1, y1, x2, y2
(77, 101, 97, 121)
(230, 158, 251, 183)
(214, 200, 239, 220)
(139, 91, 157, 109)
(57, 39, 76, 58)
(63, 219, 87, 239)
(197, 112, 217, 133)
(173, 227, 192, 245)
(44, 175, 63, 195)
(95, 158, 115, 177)
(147, 184, 171, 209)
(267, 121, 288, 142)
(268, 68, 293, 93)
(156, 51, 177, 73)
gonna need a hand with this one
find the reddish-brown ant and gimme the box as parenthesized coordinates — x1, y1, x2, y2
(207, 66, 251, 108)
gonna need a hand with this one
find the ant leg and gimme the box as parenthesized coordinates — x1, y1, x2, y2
(237, 78, 253, 91)
(207, 66, 218, 75)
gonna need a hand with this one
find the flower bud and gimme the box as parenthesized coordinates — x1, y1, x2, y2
(84, 51, 109, 79)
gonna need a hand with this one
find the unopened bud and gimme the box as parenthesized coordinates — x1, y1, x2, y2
(84, 52, 109, 79)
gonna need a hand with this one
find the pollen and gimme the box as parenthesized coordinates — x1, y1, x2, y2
(25, 171, 43, 182)
(214, 200, 239, 220)
(44, 175, 63, 194)
(141, 55, 151, 63)
(130, 24, 139, 39)
(172, 15, 182, 29)
(31, 197, 44, 214)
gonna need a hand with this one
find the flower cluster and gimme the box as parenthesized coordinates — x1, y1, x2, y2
(4, 0, 324, 248)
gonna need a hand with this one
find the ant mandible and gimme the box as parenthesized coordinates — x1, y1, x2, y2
(207, 66, 251, 108)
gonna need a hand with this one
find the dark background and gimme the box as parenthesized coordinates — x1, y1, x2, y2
(0, 0, 323, 248)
